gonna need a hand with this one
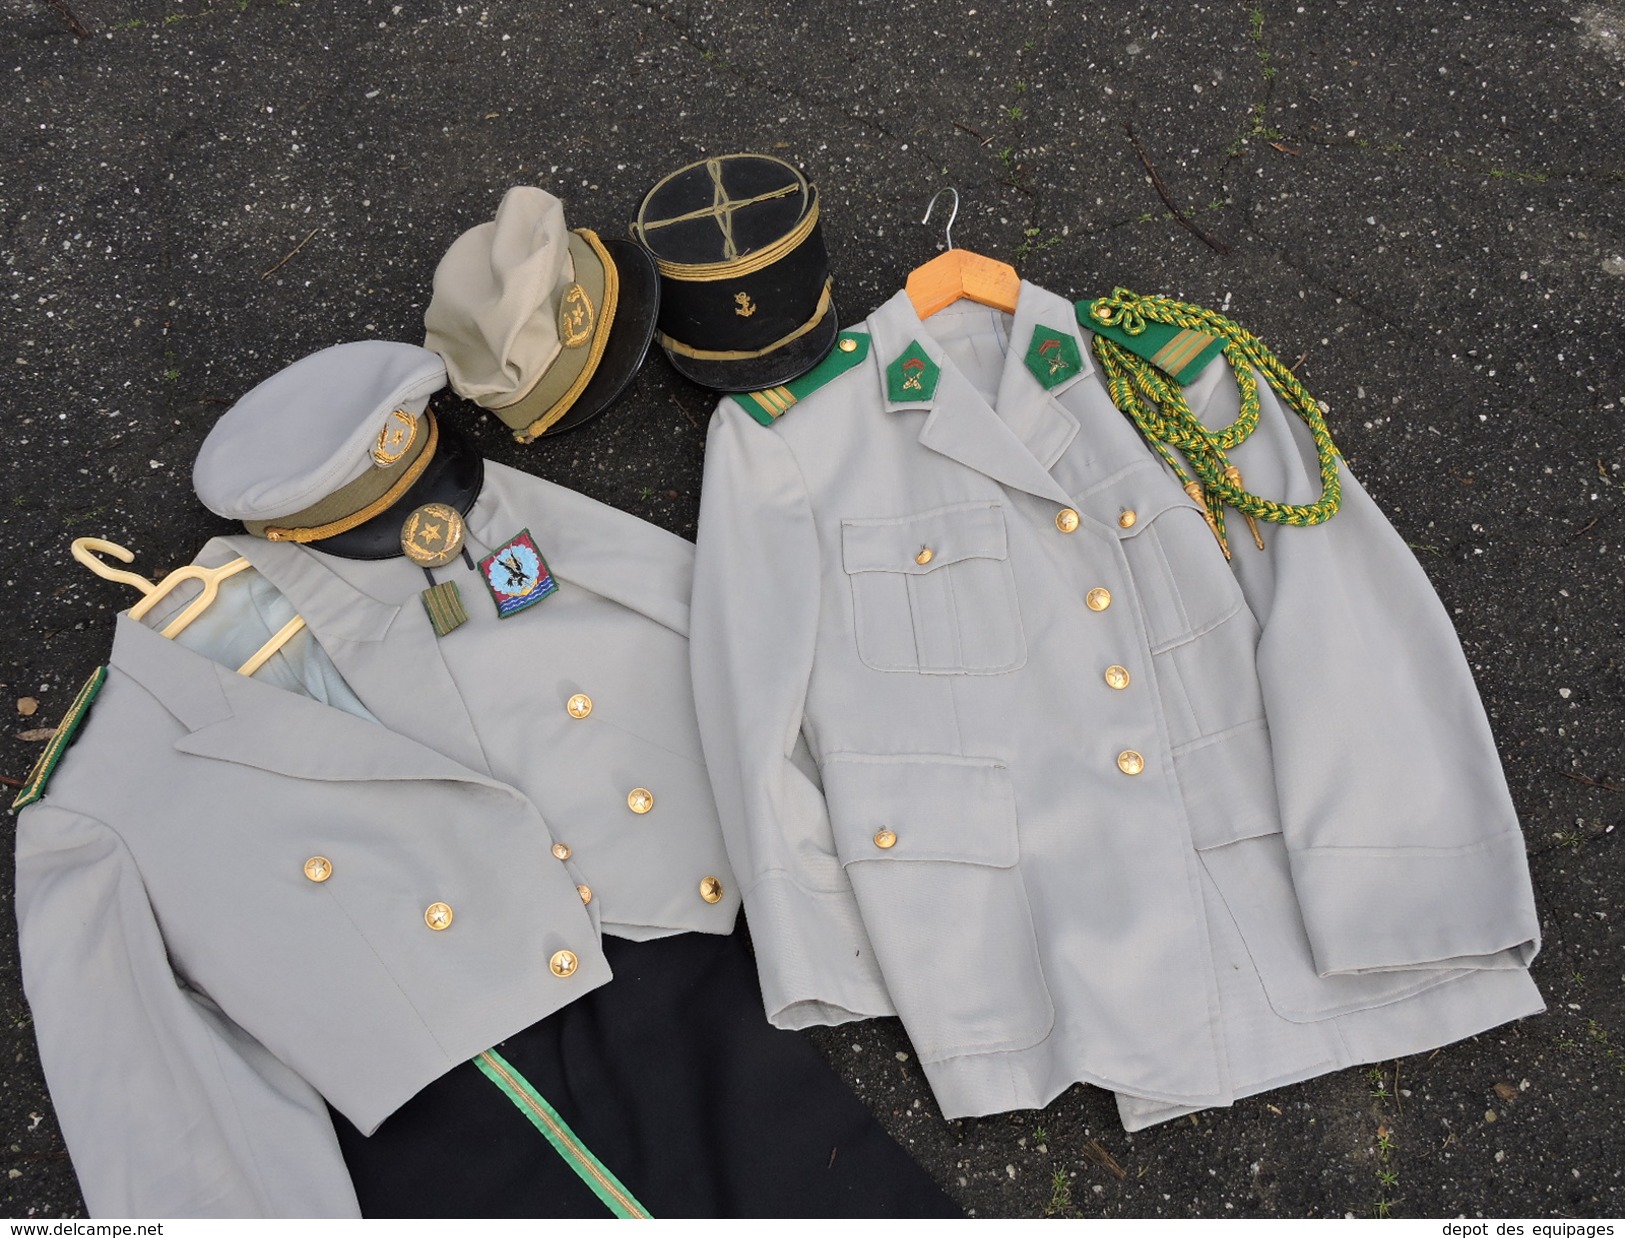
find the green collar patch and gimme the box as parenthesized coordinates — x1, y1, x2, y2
(1079, 296, 1225, 386)
(731, 332, 870, 426)
(1024, 327, 1084, 390)
(886, 339, 941, 405)
(12, 666, 107, 811)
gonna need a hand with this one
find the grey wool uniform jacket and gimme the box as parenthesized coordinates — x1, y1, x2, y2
(14, 462, 738, 1216)
(689, 283, 1544, 1129)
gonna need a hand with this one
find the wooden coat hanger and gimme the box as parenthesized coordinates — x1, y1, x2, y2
(904, 187, 1021, 318)
(75, 536, 307, 675)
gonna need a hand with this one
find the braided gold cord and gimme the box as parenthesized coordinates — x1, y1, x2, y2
(1083, 288, 1343, 547)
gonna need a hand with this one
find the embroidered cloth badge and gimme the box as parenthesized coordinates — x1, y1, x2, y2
(1024, 327, 1084, 390)
(421, 580, 469, 637)
(478, 530, 558, 618)
(886, 340, 941, 404)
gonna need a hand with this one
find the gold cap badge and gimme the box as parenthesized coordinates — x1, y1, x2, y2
(557, 282, 596, 349)
(372, 409, 418, 467)
(400, 502, 466, 568)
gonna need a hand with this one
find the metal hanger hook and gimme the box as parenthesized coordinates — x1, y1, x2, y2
(921, 187, 959, 252)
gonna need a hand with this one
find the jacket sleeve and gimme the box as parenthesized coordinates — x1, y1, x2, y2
(690, 404, 895, 1029)
(15, 803, 361, 1218)
(1218, 372, 1541, 978)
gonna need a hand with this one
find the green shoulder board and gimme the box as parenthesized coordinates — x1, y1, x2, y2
(1078, 294, 1225, 386)
(12, 666, 107, 811)
(730, 331, 870, 425)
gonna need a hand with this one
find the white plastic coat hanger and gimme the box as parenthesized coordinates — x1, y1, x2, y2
(75, 537, 307, 675)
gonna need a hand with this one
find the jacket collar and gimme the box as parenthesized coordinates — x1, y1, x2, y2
(866, 285, 1083, 507)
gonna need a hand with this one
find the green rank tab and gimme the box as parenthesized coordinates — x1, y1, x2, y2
(1081, 296, 1225, 386)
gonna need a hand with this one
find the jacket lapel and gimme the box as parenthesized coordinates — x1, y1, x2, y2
(869, 290, 1077, 508)
(112, 615, 499, 790)
(215, 534, 495, 776)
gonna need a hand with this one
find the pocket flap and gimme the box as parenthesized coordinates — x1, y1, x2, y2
(821, 753, 1018, 867)
(841, 502, 1009, 575)
(1083, 465, 1205, 541)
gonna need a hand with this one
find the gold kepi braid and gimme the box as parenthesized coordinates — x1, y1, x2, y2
(1082, 287, 1343, 559)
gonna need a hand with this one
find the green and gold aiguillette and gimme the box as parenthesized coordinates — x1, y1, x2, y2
(401, 502, 466, 568)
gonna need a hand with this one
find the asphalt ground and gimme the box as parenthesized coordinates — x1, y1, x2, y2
(1, 0, 1621, 1221)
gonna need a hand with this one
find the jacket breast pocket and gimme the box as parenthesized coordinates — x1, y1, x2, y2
(841, 502, 1026, 674)
(821, 753, 1054, 1063)
(1115, 492, 1246, 653)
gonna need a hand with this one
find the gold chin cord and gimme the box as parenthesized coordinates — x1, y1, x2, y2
(1084, 288, 1345, 559)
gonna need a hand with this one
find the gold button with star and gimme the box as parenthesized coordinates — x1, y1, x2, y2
(915, 547, 934, 566)
(1056, 507, 1081, 534)
(552, 842, 572, 861)
(566, 693, 593, 719)
(1117, 750, 1146, 776)
(577, 884, 593, 906)
(627, 788, 654, 814)
(550, 950, 579, 978)
(699, 876, 725, 904)
(400, 502, 465, 568)
(1104, 665, 1131, 690)
(1118, 510, 1137, 529)
(303, 856, 332, 883)
(1086, 587, 1112, 611)
(424, 902, 454, 931)
(874, 828, 898, 849)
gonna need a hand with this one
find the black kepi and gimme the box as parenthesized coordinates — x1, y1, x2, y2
(633, 154, 838, 391)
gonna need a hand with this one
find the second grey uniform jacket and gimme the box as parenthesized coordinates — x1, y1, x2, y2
(15, 463, 738, 1215)
(689, 282, 1544, 1129)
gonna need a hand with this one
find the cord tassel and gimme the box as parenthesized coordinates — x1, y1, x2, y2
(1184, 481, 1231, 560)
(1223, 466, 1266, 550)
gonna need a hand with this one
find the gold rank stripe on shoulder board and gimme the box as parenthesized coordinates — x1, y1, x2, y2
(12, 666, 108, 810)
(730, 332, 871, 425)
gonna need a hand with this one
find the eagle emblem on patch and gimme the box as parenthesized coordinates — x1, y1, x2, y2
(477, 529, 558, 618)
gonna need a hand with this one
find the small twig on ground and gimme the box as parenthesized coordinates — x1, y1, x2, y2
(1267, 140, 1301, 156)
(1290, 350, 1309, 374)
(1083, 1139, 1127, 1180)
(953, 120, 991, 145)
(0, 773, 26, 789)
(1569, 516, 1600, 538)
(670, 393, 701, 431)
(1125, 123, 1231, 256)
(260, 228, 320, 279)
(48, 0, 92, 39)
(1558, 769, 1621, 793)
